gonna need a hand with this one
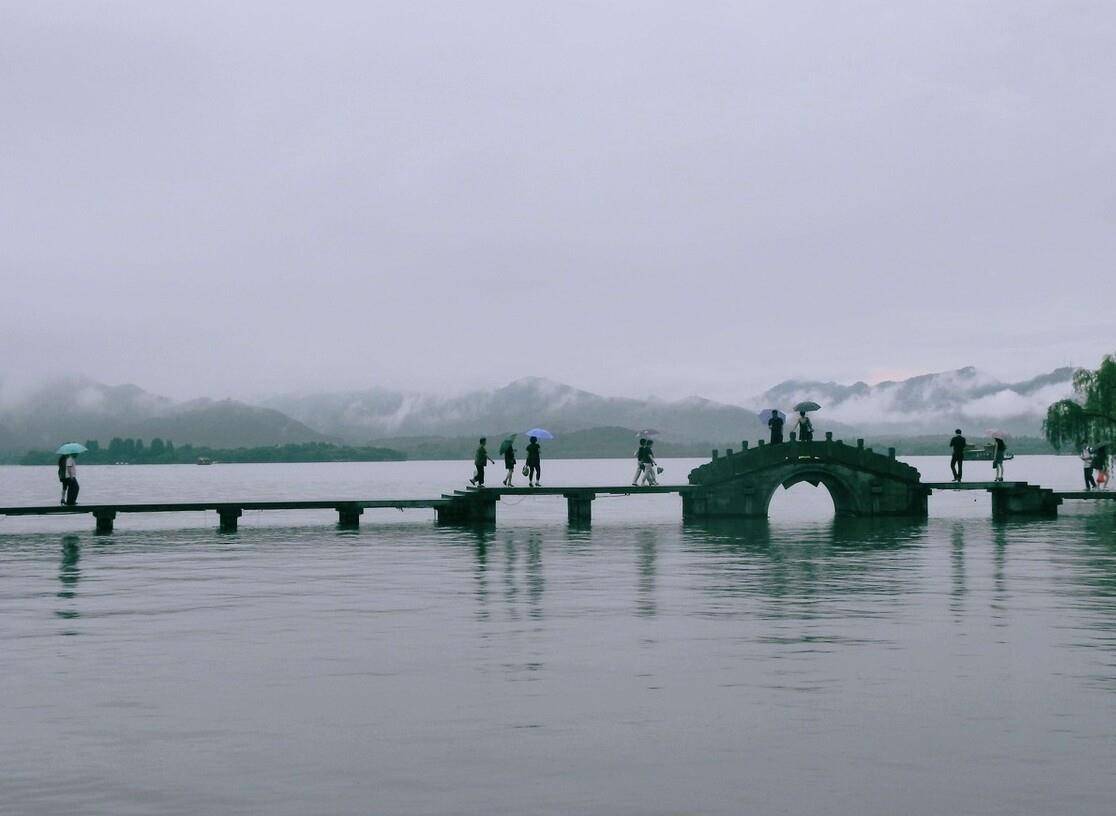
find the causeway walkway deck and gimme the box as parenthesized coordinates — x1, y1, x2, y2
(0, 480, 1111, 533)
(0, 485, 695, 532)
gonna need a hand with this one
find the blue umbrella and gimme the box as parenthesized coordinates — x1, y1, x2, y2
(525, 428, 555, 440)
(55, 442, 88, 455)
(758, 409, 785, 424)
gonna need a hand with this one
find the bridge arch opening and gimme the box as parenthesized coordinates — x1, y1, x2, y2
(767, 481, 836, 521)
(764, 468, 863, 520)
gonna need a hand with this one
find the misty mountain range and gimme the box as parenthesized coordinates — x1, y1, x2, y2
(0, 367, 1075, 455)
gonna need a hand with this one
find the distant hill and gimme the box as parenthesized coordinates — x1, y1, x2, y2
(264, 377, 767, 444)
(0, 377, 331, 452)
(0, 366, 1079, 460)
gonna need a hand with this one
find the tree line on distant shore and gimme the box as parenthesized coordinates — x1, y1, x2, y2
(18, 438, 407, 465)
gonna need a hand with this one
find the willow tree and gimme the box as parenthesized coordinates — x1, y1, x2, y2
(1043, 354, 1116, 450)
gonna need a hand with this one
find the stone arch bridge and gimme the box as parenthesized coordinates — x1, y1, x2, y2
(683, 437, 930, 520)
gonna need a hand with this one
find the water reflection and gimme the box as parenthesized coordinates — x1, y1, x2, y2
(681, 518, 925, 618)
(525, 531, 544, 620)
(468, 528, 491, 621)
(635, 530, 657, 618)
(56, 535, 81, 625)
(950, 522, 966, 617)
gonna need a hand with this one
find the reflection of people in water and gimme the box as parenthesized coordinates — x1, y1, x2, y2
(58, 536, 81, 620)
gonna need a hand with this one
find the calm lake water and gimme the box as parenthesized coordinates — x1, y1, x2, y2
(2, 456, 1115, 815)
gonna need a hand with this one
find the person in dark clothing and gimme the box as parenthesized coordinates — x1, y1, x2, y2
(526, 436, 542, 487)
(57, 455, 69, 505)
(992, 437, 1007, 482)
(632, 439, 648, 485)
(768, 412, 785, 444)
(469, 437, 495, 487)
(949, 429, 966, 482)
(502, 441, 517, 487)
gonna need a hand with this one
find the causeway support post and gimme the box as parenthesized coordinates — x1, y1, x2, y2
(337, 504, 363, 528)
(217, 506, 242, 532)
(990, 485, 1061, 520)
(436, 493, 498, 526)
(565, 493, 594, 527)
(93, 510, 116, 535)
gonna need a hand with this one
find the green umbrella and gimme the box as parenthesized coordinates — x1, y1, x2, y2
(55, 442, 88, 455)
(498, 435, 516, 455)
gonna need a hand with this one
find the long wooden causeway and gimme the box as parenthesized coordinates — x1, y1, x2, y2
(0, 486, 696, 533)
(3, 439, 1115, 533)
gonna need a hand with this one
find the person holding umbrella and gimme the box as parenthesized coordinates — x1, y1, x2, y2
(791, 401, 820, 441)
(987, 431, 1008, 482)
(469, 437, 495, 488)
(525, 436, 542, 488)
(56, 442, 86, 505)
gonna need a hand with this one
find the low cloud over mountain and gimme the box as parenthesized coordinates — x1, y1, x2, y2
(0, 366, 1077, 456)
(752, 366, 1075, 435)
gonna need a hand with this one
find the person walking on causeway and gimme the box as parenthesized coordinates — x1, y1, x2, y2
(469, 438, 495, 488)
(502, 440, 517, 487)
(642, 440, 660, 485)
(526, 436, 542, 488)
(632, 439, 648, 485)
(949, 429, 966, 482)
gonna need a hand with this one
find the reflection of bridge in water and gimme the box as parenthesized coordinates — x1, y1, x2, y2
(2, 433, 1114, 533)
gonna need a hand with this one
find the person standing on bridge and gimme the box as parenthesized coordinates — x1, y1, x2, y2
(469, 437, 495, 488)
(992, 436, 1007, 482)
(526, 436, 542, 488)
(1095, 445, 1110, 489)
(949, 429, 966, 482)
(792, 410, 814, 442)
(1081, 446, 1097, 490)
(768, 412, 785, 444)
(62, 454, 79, 505)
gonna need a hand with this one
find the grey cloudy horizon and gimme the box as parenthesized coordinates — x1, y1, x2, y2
(3, 1, 1114, 405)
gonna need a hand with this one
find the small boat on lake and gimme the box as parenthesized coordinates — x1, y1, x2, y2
(964, 444, 1014, 461)
(196, 457, 214, 465)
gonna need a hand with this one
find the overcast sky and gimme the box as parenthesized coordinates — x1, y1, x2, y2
(2, 1, 1114, 403)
